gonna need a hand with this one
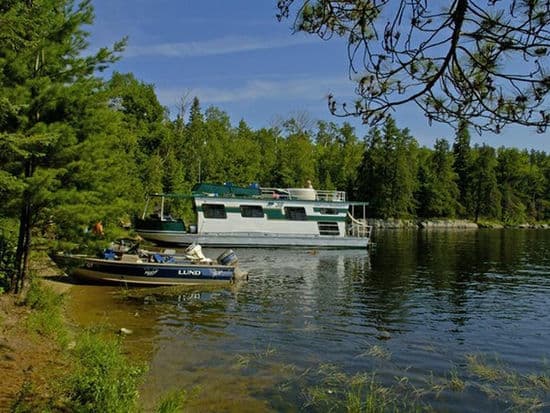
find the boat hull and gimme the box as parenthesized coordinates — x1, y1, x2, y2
(136, 230, 370, 249)
(71, 258, 238, 286)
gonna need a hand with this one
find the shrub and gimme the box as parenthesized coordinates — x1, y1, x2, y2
(25, 280, 68, 346)
(65, 331, 146, 413)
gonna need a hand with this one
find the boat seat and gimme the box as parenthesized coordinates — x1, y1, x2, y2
(120, 254, 142, 263)
(151, 253, 175, 263)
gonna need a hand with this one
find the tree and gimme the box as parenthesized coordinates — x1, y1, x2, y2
(357, 117, 418, 218)
(529, 150, 550, 220)
(184, 97, 207, 184)
(453, 120, 474, 216)
(202, 107, 233, 183)
(277, 1, 550, 134)
(497, 147, 530, 223)
(254, 127, 283, 187)
(315, 121, 364, 195)
(497, 147, 547, 223)
(107, 72, 173, 192)
(417, 139, 460, 218)
(273, 118, 317, 187)
(470, 145, 501, 222)
(226, 120, 263, 185)
(0, 0, 125, 292)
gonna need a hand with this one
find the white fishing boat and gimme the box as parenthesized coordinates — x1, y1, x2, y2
(135, 182, 371, 249)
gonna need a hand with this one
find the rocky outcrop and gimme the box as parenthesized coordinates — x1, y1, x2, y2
(367, 219, 478, 229)
(477, 222, 505, 229)
(418, 219, 478, 229)
(367, 219, 418, 229)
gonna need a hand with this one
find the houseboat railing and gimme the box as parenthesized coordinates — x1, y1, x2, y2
(316, 190, 346, 202)
(347, 212, 372, 238)
(260, 188, 346, 202)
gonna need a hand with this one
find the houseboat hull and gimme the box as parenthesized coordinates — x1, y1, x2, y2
(136, 230, 370, 249)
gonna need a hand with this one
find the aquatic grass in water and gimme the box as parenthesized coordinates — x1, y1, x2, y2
(346, 373, 397, 413)
(465, 353, 550, 411)
(466, 354, 509, 382)
(233, 344, 278, 370)
(300, 366, 424, 412)
(365, 344, 392, 360)
(154, 389, 191, 413)
(278, 353, 550, 412)
(527, 374, 550, 392)
(447, 368, 466, 392)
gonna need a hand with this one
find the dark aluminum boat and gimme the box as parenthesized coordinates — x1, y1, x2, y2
(54, 244, 245, 286)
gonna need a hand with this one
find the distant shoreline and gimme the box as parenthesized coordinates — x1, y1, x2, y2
(367, 219, 550, 230)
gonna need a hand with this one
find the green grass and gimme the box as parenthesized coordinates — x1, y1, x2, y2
(15, 280, 191, 413)
(24, 279, 69, 347)
(10, 382, 48, 413)
(64, 331, 146, 413)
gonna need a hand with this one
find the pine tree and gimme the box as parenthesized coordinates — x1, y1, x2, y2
(453, 120, 473, 216)
(471, 145, 502, 222)
(357, 117, 418, 218)
(416, 140, 459, 218)
(185, 97, 207, 184)
(0, 0, 125, 292)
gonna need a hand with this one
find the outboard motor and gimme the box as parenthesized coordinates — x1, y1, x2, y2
(184, 243, 212, 263)
(185, 243, 206, 260)
(217, 249, 238, 266)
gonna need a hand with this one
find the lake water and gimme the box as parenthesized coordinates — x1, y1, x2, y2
(69, 229, 550, 412)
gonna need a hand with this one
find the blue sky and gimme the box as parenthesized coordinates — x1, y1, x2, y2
(88, 0, 549, 152)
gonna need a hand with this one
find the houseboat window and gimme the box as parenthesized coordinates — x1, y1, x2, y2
(202, 204, 227, 219)
(284, 206, 307, 221)
(319, 208, 338, 215)
(240, 205, 264, 218)
(318, 222, 340, 236)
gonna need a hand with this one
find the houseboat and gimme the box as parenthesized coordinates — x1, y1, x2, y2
(134, 182, 371, 249)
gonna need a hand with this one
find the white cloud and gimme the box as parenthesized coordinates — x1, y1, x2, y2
(124, 35, 314, 58)
(156, 76, 354, 106)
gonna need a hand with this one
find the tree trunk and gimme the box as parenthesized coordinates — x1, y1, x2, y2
(13, 159, 33, 294)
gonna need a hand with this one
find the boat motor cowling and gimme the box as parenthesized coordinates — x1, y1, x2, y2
(217, 249, 238, 266)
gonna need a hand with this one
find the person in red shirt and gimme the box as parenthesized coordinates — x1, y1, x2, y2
(92, 220, 104, 236)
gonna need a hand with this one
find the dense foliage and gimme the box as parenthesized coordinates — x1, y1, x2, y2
(1, 1, 549, 293)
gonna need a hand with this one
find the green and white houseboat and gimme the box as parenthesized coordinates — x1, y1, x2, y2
(135, 183, 372, 249)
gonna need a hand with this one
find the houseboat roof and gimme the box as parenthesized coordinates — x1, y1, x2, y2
(147, 182, 368, 205)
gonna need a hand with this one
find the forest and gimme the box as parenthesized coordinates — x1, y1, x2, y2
(1, 1, 550, 291)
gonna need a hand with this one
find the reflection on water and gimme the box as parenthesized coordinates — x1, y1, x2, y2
(69, 230, 550, 412)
